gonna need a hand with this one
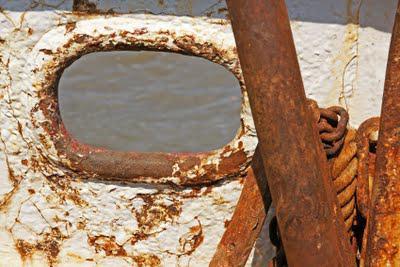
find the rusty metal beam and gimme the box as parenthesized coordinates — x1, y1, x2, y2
(365, 1, 400, 265)
(209, 147, 271, 267)
(226, 0, 354, 265)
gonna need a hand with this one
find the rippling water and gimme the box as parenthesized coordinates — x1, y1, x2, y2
(58, 51, 241, 152)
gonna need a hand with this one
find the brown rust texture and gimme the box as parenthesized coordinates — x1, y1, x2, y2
(88, 235, 127, 256)
(365, 2, 400, 265)
(226, 0, 354, 265)
(134, 192, 182, 232)
(331, 129, 358, 233)
(15, 228, 65, 266)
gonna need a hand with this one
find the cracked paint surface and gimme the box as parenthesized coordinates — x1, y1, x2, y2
(0, 0, 397, 266)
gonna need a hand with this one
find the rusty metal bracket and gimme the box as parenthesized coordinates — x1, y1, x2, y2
(226, 0, 354, 265)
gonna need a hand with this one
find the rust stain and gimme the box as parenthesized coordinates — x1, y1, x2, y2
(39, 49, 53, 55)
(27, 188, 35, 194)
(130, 232, 148, 245)
(132, 254, 161, 267)
(178, 219, 204, 255)
(15, 228, 63, 266)
(88, 236, 127, 256)
(65, 22, 76, 33)
(212, 195, 229, 205)
(15, 240, 35, 262)
(45, 175, 88, 207)
(333, 0, 362, 108)
(134, 193, 182, 232)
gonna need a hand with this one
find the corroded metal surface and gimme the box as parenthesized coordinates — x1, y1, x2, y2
(226, 0, 354, 266)
(365, 1, 400, 265)
(269, 114, 358, 266)
(0, 0, 398, 266)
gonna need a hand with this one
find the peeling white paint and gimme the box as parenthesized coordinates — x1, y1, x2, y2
(0, 0, 397, 266)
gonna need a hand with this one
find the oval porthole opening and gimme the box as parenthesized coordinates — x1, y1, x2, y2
(58, 51, 241, 152)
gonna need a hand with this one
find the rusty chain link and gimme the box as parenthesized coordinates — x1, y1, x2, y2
(307, 99, 350, 157)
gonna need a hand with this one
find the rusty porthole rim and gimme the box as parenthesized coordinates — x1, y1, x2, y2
(31, 19, 255, 186)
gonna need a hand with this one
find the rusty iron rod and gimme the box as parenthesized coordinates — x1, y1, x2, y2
(365, 1, 400, 265)
(209, 147, 271, 267)
(226, 0, 354, 265)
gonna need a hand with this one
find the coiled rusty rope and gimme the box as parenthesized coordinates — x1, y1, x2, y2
(309, 99, 358, 232)
(331, 128, 358, 232)
(270, 100, 358, 265)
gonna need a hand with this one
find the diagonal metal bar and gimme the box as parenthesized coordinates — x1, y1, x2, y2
(365, 1, 400, 265)
(209, 147, 271, 267)
(225, 0, 354, 265)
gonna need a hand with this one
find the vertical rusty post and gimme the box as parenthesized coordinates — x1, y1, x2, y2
(365, 1, 400, 265)
(226, 0, 354, 266)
